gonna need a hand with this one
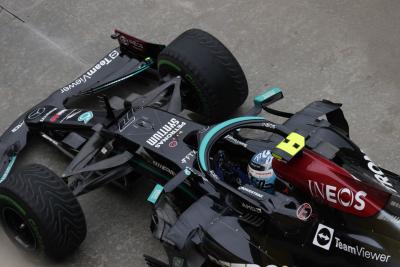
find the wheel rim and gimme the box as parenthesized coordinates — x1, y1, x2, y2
(1, 207, 37, 250)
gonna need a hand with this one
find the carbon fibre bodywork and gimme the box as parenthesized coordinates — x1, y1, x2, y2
(149, 110, 400, 267)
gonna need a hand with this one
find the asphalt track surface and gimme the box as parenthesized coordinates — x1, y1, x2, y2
(0, 0, 399, 266)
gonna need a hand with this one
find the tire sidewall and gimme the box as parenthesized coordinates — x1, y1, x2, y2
(0, 164, 87, 259)
(158, 29, 248, 121)
(0, 188, 45, 256)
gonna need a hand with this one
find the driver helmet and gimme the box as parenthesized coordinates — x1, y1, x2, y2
(248, 150, 277, 191)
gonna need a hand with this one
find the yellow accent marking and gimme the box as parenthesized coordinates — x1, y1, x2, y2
(276, 132, 305, 156)
(272, 153, 282, 160)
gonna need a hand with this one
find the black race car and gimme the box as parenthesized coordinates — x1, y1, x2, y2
(0, 29, 399, 267)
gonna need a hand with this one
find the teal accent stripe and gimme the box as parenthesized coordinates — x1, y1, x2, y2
(102, 64, 150, 88)
(147, 184, 164, 204)
(254, 87, 282, 107)
(90, 60, 153, 93)
(199, 117, 265, 171)
(130, 158, 196, 199)
(0, 156, 17, 184)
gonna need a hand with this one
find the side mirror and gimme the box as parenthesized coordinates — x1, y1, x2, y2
(253, 87, 283, 108)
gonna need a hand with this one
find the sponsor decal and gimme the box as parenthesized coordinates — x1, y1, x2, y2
(308, 180, 367, 211)
(78, 111, 94, 124)
(334, 237, 391, 263)
(50, 109, 67, 123)
(60, 50, 120, 94)
(312, 224, 334, 250)
(238, 186, 264, 199)
(60, 109, 81, 123)
(199, 126, 210, 134)
(168, 138, 178, 148)
(118, 35, 144, 51)
(263, 122, 277, 129)
(312, 223, 391, 263)
(118, 109, 136, 132)
(40, 108, 57, 122)
(152, 161, 176, 176)
(296, 203, 312, 221)
(100, 147, 109, 155)
(11, 121, 24, 133)
(184, 168, 191, 176)
(364, 154, 397, 193)
(224, 135, 248, 148)
(241, 202, 262, 214)
(181, 150, 197, 164)
(27, 107, 46, 120)
(119, 35, 129, 46)
(146, 118, 186, 148)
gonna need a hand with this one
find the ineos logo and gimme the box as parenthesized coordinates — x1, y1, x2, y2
(27, 107, 46, 120)
(337, 188, 354, 207)
(308, 180, 367, 211)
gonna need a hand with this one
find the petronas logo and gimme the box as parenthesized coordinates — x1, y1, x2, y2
(78, 111, 93, 124)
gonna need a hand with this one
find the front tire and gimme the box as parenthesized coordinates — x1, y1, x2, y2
(158, 29, 248, 121)
(0, 164, 86, 259)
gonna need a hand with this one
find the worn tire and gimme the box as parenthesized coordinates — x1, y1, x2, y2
(158, 29, 248, 120)
(0, 164, 86, 259)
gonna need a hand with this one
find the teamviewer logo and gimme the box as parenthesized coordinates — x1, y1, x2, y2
(312, 224, 334, 250)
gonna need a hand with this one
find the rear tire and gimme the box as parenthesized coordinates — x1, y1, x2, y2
(158, 29, 248, 121)
(0, 164, 86, 259)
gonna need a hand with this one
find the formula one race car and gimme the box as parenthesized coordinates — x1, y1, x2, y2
(0, 29, 399, 267)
